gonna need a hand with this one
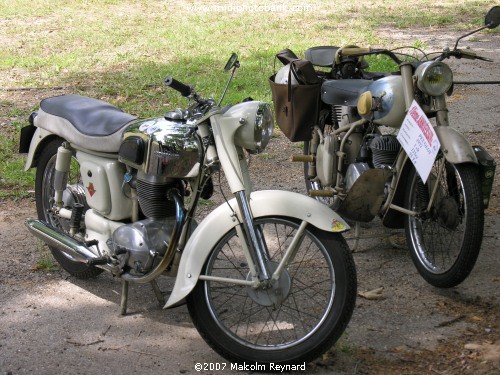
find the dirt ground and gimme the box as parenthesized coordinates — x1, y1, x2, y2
(0, 30, 499, 374)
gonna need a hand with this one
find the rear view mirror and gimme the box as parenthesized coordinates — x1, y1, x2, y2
(224, 53, 239, 72)
(485, 6, 500, 29)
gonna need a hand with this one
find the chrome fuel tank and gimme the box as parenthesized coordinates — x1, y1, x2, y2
(119, 117, 202, 178)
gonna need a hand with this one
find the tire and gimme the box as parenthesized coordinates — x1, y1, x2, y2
(404, 158, 483, 288)
(186, 217, 357, 365)
(35, 138, 102, 279)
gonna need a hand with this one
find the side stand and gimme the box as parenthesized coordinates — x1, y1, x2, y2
(119, 279, 166, 315)
(120, 279, 129, 315)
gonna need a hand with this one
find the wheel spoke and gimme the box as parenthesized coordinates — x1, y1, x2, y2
(187, 216, 356, 363)
(201, 218, 337, 348)
(406, 159, 483, 287)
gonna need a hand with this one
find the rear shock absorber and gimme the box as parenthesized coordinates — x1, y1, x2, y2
(53, 143, 72, 207)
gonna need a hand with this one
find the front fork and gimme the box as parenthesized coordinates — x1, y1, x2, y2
(235, 191, 271, 281)
(392, 64, 450, 217)
(234, 191, 307, 286)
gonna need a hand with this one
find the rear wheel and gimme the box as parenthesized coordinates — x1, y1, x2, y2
(187, 217, 357, 365)
(35, 138, 102, 279)
(404, 158, 483, 287)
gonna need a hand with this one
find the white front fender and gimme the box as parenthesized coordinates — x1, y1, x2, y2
(164, 190, 349, 308)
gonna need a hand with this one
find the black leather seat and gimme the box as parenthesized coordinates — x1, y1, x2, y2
(40, 94, 137, 136)
(321, 79, 373, 106)
(305, 46, 339, 67)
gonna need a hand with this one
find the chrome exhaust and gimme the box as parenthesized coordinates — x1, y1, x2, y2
(25, 218, 101, 264)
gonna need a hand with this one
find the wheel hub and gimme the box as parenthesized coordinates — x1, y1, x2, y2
(246, 261, 291, 307)
(434, 196, 461, 230)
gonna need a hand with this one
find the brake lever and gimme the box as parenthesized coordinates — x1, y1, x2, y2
(454, 50, 493, 62)
(476, 55, 493, 62)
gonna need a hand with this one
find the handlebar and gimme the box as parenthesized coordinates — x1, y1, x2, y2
(164, 76, 193, 97)
(343, 47, 492, 65)
(339, 48, 403, 65)
(443, 49, 493, 62)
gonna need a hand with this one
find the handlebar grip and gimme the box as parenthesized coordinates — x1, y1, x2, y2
(455, 50, 492, 62)
(164, 76, 192, 97)
(340, 47, 372, 56)
(336, 47, 372, 64)
(460, 50, 477, 59)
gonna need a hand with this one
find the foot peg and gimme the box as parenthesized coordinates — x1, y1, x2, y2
(291, 154, 314, 162)
(86, 257, 110, 266)
(309, 190, 335, 197)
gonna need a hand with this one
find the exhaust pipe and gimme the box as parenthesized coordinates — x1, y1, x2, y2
(25, 218, 101, 264)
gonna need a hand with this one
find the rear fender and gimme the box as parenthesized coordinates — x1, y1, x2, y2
(23, 127, 58, 171)
(164, 190, 349, 308)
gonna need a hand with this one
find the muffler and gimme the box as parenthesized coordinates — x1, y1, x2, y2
(25, 218, 105, 265)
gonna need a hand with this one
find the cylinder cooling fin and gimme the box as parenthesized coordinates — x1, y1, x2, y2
(370, 135, 400, 168)
(136, 174, 183, 220)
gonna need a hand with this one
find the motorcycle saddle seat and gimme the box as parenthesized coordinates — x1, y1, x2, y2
(305, 46, 339, 67)
(35, 94, 137, 153)
(321, 79, 373, 106)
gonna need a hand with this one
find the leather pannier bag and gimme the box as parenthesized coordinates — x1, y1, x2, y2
(269, 51, 321, 142)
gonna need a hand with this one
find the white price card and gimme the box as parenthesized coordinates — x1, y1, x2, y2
(397, 100, 441, 184)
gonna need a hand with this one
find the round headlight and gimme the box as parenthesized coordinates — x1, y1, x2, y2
(415, 61, 453, 96)
(254, 103, 274, 153)
(231, 101, 275, 153)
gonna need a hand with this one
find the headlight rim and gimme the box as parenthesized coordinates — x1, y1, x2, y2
(253, 103, 274, 153)
(416, 61, 453, 97)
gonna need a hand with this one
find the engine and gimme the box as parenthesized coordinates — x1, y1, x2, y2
(369, 135, 401, 169)
(107, 117, 203, 275)
(315, 101, 402, 195)
(345, 134, 401, 193)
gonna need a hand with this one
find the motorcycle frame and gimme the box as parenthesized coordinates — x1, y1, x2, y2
(161, 102, 350, 306)
(383, 64, 478, 218)
(23, 100, 350, 309)
(324, 62, 479, 222)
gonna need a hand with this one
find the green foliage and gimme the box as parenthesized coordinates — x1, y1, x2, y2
(364, 55, 399, 73)
(1, 1, 493, 108)
(33, 242, 60, 272)
(257, 153, 274, 161)
(0, 0, 494, 199)
(0, 115, 36, 198)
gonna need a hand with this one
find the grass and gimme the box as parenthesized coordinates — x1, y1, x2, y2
(32, 241, 60, 272)
(0, 102, 36, 199)
(0, 0, 496, 198)
(258, 153, 274, 161)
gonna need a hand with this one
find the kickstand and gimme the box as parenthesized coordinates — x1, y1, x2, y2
(120, 279, 129, 315)
(120, 279, 166, 315)
(150, 279, 165, 307)
(351, 222, 360, 252)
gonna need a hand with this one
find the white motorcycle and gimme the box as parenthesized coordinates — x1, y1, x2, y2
(20, 54, 357, 365)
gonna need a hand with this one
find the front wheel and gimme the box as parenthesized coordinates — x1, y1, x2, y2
(186, 217, 357, 365)
(404, 158, 484, 288)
